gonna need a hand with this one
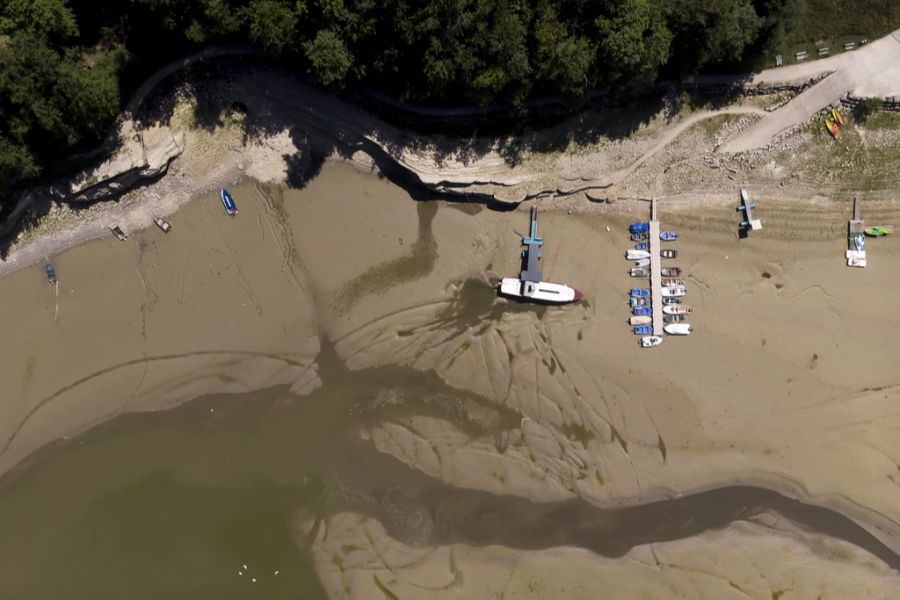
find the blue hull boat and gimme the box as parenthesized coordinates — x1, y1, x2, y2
(633, 306, 652, 316)
(630, 222, 649, 234)
(630, 288, 650, 298)
(45, 263, 57, 285)
(660, 231, 678, 241)
(633, 325, 653, 335)
(220, 188, 238, 216)
(635, 242, 649, 250)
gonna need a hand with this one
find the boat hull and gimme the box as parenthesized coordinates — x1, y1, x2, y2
(626, 250, 650, 260)
(663, 305, 692, 315)
(664, 323, 692, 335)
(499, 278, 581, 304)
(220, 189, 238, 216)
(640, 335, 663, 348)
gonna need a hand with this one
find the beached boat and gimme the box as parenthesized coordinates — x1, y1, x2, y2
(660, 249, 677, 258)
(631, 232, 649, 241)
(633, 306, 652, 316)
(630, 288, 650, 298)
(629, 222, 649, 234)
(499, 278, 582, 304)
(660, 231, 677, 241)
(847, 257, 867, 268)
(633, 258, 650, 267)
(864, 225, 893, 236)
(825, 116, 840, 139)
(110, 225, 128, 241)
(664, 323, 692, 335)
(660, 267, 681, 277)
(662, 297, 681, 305)
(661, 286, 686, 297)
(45, 263, 57, 285)
(629, 297, 648, 307)
(626, 249, 650, 260)
(832, 107, 844, 126)
(663, 305, 692, 315)
(641, 335, 663, 348)
(153, 217, 171, 233)
(630, 267, 649, 277)
(634, 242, 649, 250)
(220, 188, 238, 216)
(662, 278, 685, 287)
(633, 325, 653, 335)
(663, 314, 685, 324)
(630, 315, 652, 326)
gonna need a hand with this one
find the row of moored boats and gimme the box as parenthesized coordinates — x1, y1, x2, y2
(626, 222, 692, 348)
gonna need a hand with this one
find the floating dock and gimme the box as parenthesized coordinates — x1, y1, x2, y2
(847, 196, 866, 267)
(738, 188, 762, 233)
(649, 198, 663, 335)
(521, 206, 543, 282)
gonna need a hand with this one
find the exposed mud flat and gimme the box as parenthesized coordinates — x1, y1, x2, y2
(2, 162, 900, 596)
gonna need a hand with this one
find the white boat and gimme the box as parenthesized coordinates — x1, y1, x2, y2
(626, 249, 650, 260)
(664, 323, 692, 335)
(499, 277, 582, 304)
(633, 258, 650, 268)
(641, 336, 663, 348)
(847, 257, 867, 268)
(661, 286, 686, 297)
(663, 305, 692, 315)
(630, 315, 652, 326)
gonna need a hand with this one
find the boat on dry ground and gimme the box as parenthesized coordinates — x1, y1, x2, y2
(664, 323, 692, 335)
(153, 217, 171, 232)
(641, 335, 663, 348)
(663, 305, 692, 315)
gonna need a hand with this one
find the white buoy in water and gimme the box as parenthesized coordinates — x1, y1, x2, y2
(252, 578, 257, 583)
(274, 570, 279, 575)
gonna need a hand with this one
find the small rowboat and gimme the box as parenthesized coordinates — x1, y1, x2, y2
(633, 258, 650, 268)
(634, 242, 649, 250)
(660, 231, 678, 241)
(630, 288, 650, 298)
(664, 323, 692, 335)
(110, 225, 128, 241)
(221, 188, 238, 216)
(831, 107, 844, 126)
(660, 267, 681, 277)
(660, 249, 677, 258)
(663, 305, 692, 315)
(662, 278, 685, 287)
(629, 297, 648, 307)
(662, 297, 681, 305)
(153, 217, 171, 233)
(630, 267, 649, 277)
(630, 315, 652, 326)
(45, 263, 57, 285)
(633, 325, 653, 335)
(633, 306, 652, 316)
(626, 249, 650, 260)
(629, 222, 649, 234)
(825, 117, 840, 139)
(631, 232, 649, 241)
(664, 314, 685, 323)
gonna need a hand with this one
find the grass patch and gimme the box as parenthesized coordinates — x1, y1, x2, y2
(766, 0, 900, 67)
(862, 111, 900, 130)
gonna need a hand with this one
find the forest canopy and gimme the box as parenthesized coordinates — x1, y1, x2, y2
(1, 0, 897, 201)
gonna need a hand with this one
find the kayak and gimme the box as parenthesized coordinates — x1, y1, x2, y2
(864, 226, 893, 237)
(220, 188, 238, 216)
(831, 107, 844, 127)
(825, 117, 840, 139)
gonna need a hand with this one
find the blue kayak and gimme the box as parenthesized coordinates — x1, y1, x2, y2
(630, 288, 650, 298)
(660, 231, 678, 241)
(633, 306, 652, 316)
(629, 222, 649, 234)
(220, 188, 238, 216)
(633, 325, 653, 335)
(634, 242, 649, 250)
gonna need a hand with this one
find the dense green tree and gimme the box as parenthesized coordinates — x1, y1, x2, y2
(668, 0, 764, 72)
(533, 10, 594, 96)
(304, 29, 352, 87)
(248, 0, 299, 55)
(595, 0, 672, 85)
(0, 0, 78, 42)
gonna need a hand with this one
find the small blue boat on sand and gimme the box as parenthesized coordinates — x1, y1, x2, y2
(660, 231, 678, 241)
(633, 325, 653, 335)
(633, 306, 652, 316)
(45, 263, 57, 285)
(630, 222, 649, 234)
(630, 288, 650, 298)
(635, 242, 649, 250)
(220, 188, 238, 216)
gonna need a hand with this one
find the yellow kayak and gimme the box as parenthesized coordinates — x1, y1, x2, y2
(831, 107, 845, 126)
(825, 116, 840, 139)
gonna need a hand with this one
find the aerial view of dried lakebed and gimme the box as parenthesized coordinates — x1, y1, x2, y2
(2, 5, 900, 598)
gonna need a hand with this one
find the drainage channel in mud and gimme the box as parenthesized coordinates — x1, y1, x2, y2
(1, 341, 898, 598)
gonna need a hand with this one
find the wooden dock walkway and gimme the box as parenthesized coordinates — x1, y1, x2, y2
(649, 198, 663, 335)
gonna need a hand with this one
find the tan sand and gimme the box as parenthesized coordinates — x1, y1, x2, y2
(309, 511, 900, 599)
